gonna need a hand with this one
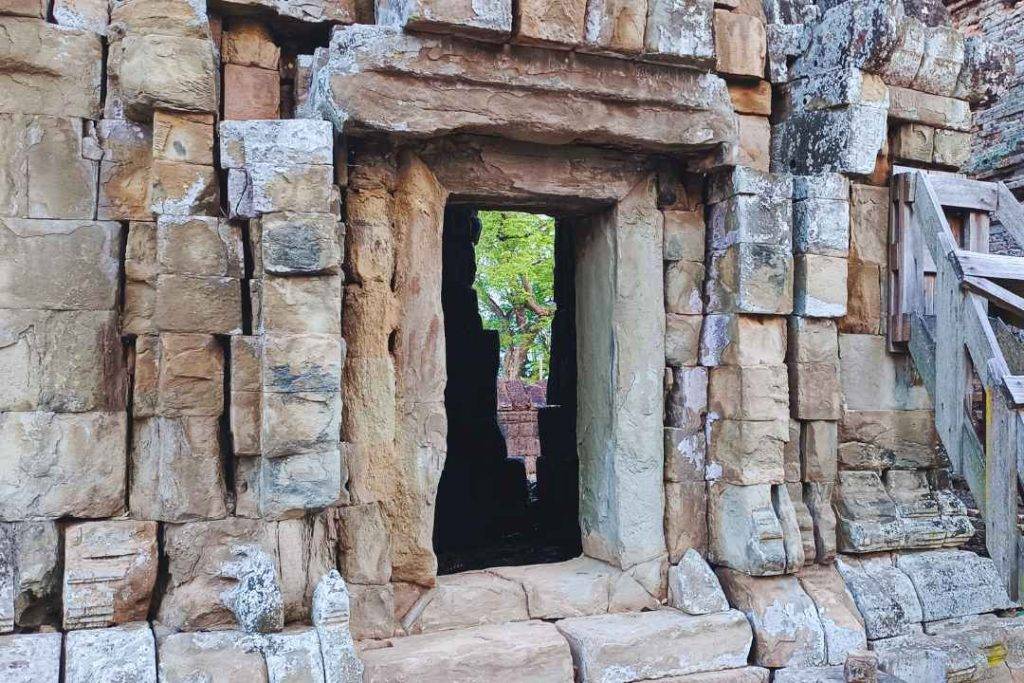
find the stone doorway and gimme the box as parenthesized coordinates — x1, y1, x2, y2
(434, 206, 581, 574)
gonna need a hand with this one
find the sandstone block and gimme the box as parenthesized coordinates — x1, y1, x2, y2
(262, 627, 329, 681)
(214, 0, 359, 23)
(912, 25, 964, 97)
(835, 470, 901, 553)
(708, 364, 788, 422)
(514, 0, 586, 47)
(376, 0, 512, 41)
(665, 259, 705, 314)
(839, 334, 931, 411)
(665, 427, 705, 483)
(706, 418, 787, 484)
(116, 34, 217, 118)
(707, 165, 791, 205)
(728, 80, 772, 115)
(665, 366, 707, 433)
(263, 333, 344, 396)
(260, 275, 342, 335)
(63, 520, 158, 630)
(708, 194, 791, 251)
(97, 119, 153, 221)
(892, 122, 934, 163)
(223, 18, 280, 69)
(896, 550, 1015, 621)
(801, 421, 837, 483)
(52, 0, 110, 34)
(793, 179, 850, 258)
(0, 17, 102, 118)
(248, 164, 334, 215)
(312, 569, 364, 682)
(348, 582, 399, 640)
(582, 0, 646, 54)
(887, 86, 972, 132)
(220, 120, 334, 169)
(130, 416, 229, 522)
(155, 274, 243, 335)
(771, 104, 887, 176)
(337, 503, 392, 585)
(714, 10, 766, 78)
(140, 333, 224, 417)
(663, 209, 705, 262)
(363, 620, 571, 682)
(157, 216, 243, 278)
(261, 212, 342, 275)
(787, 316, 839, 364)
(0, 632, 62, 683)
(933, 128, 972, 168)
(152, 110, 215, 165)
(848, 184, 888, 265)
(157, 630, 268, 683)
(834, 554, 923, 640)
(700, 314, 786, 367)
(260, 449, 345, 519)
(717, 570, 826, 668)
(842, 261, 883, 335)
(668, 549, 729, 615)
(839, 409, 938, 470)
(794, 254, 848, 318)
(644, 0, 714, 65)
(706, 244, 794, 315)
(708, 482, 787, 575)
(789, 361, 841, 420)
(0, 411, 126, 521)
(1, 521, 60, 629)
(884, 469, 945, 549)
(148, 160, 219, 216)
(64, 622, 157, 683)
(665, 314, 702, 367)
(0, 218, 120, 311)
(784, 419, 802, 481)
(220, 544, 285, 633)
(797, 564, 866, 665)
(0, 0, 46, 17)
(223, 63, 281, 120)
(787, 483, 816, 563)
(556, 609, 752, 682)
(735, 114, 771, 171)
(261, 392, 342, 458)
(666, 481, 708, 562)
(107, 0, 213, 39)
(405, 570, 528, 632)
(0, 309, 124, 414)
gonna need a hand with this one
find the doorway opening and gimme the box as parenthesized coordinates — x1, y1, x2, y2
(433, 206, 581, 574)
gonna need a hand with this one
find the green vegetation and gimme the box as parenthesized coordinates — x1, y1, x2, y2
(475, 211, 556, 382)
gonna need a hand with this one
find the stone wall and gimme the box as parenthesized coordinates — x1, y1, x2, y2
(0, 0, 1022, 681)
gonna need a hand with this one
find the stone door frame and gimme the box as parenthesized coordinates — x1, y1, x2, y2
(344, 135, 667, 587)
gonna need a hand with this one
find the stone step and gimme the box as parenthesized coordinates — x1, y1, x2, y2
(554, 608, 753, 683)
(359, 619, 574, 683)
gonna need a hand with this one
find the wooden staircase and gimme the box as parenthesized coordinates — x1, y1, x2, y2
(889, 170, 1024, 597)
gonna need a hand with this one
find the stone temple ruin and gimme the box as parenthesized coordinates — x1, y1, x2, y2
(4, 0, 1024, 680)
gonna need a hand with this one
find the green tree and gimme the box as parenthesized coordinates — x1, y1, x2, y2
(474, 211, 556, 382)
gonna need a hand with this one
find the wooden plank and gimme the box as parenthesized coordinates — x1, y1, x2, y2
(986, 385, 1021, 598)
(957, 251, 1024, 281)
(930, 176, 1000, 211)
(967, 211, 991, 253)
(963, 276, 1024, 318)
(1005, 376, 1024, 407)
(908, 313, 937, 397)
(994, 183, 1024, 251)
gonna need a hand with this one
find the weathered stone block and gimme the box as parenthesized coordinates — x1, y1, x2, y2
(835, 554, 922, 640)
(729, 80, 772, 115)
(665, 259, 705, 314)
(717, 570, 826, 668)
(581, 0, 646, 54)
(789, 361, 841, 420)
(666, 314, 702, 367)
(97, 119, 153, 222)
(839, 408, 940, 469)
(801, 421, 837, 483)
(403, 570, 525, 633)
(556, 609, 752, 681)
(223, 63, 281, 121)
(787, 316, 838, 364)
(0, 632, 62, 683)
(220, 120, 334, 169)
(1, 521, 60, 629)
(784, 419, 802, 482)
(0, 411, 126, 521)
(157, 216, 243, 278)
(115, 34, 217, 118)
(701, 314, 786, 367)
(887, 86, 972, 132)
(337, 503, 391, 585)
(130, 416, 228, 522)
(707, 165, 791, 205)
(663, 209, 705, 262)
(261, 212, 342, 275)
(262, 333, 343, 396)
(148, 160, 219, 216)
(377, 0, 512, 41)
(892, 122, 935, 163)
(155, 274, 243, 335)
(714, 9, 766, 78)
(933, 128, 972, 168)
(364, 620, 571, 681)
(911, 25, 964, 97)
(665, 366, 707, 433)
(708, 482, 787, 575)
(706, 244, 794, 314)
(793, 254, 847, 318)
(734, 114, 771, 171)
(261, 391, 341, 458)
(793, 176, 849, 257)
(897, 550, 1015, 621)
(260, 449, 344, 519)
(260, 275, 342, 335)
(0, 218, 120, 311)
(842, 261, 883, 335)
(0, 17, 102, 118)
(64, 622, 157, 683)
(644, 0, 714, 64)
(771, 105, 887, 176)
(152, 110, 214, 166)
(63, 520, 158, 630)
(709, 364, 788, 422)
(797, 564, 866, 665)
(0, 0, 47, 17)
(707, 194, 792, 250)
(666, 480, 708, 562)
(514, 0, 585, 47)
(665, 427, 705, 483)
(839, 334, 931, 411)
(706, 418, 787, 485)
(849, 184, 888, 266)
(668, 549, 729, 615)
(223, 18, 280, 69)
(834, 470, 901, 553)
(157, 630, 267, 682)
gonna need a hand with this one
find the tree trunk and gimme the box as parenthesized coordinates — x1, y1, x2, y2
(503, 344, 528, 379)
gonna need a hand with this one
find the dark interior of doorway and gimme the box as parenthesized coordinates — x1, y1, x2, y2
(433, 206, 581, 574)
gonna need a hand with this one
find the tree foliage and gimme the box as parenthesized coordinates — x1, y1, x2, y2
(474, 211, 556, 382)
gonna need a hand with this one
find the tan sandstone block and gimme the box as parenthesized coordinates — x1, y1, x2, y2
(260, 275, 342, 335)
(157, 216, 243, 278)
(63, 520, 158, 630)
(787, 316, 838, 365)
(849, 184, 888, 266)
(152, 110, 215, 166)
(892, 123, 934, 163)
(223, 18, 280, 69)
(583, 0, 646, 54)
(155, 274, 243, 335)
(0, 17, 102, 118)
(789, 361, 841, 420)
(714, 10, 766, 78)
(800, 420, 837, 483)
(224, 64, 281, 121)
(665, 260, 705, 314)
(115, 33, 217, 118)
(708, 365, 789, 422)
(841, 261, 883, 335)
(666, 481, 708, 562)
(933, 129, 972, 168)
(793, 254, 848, 318)
(157, 333, 225, 417)
(515, 0, 585, 47)
(737, 114, 771, 171)
(148, 161, 220, 216)
(706, 418, 787, 485)
(663, 209, 705, 262)
(0, 0, 47, 17)
(97, 119, 153, 222)
(665, 314, 702, 367)
(701, 314, 786, 366)
(729, 80, 772, 115)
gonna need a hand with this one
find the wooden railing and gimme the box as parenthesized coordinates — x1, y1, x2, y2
(890, 170, 1024, 597)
